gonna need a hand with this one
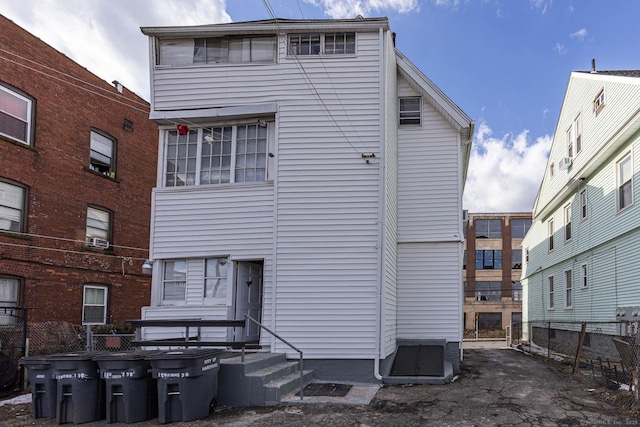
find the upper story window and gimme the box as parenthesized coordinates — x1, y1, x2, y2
(511, 281, 522, 302)
(580, 189, 587, 220)
(163, 260, 187, 302)
(593, 88, 605, 115)
(511, 218, 532, 238)
(475, 250, 502, 270)
(158, 36, 277, 66)
(617, 152, 633, 211)
(164, 121, 270, 187)
(548, 219, 554, 251)
(204, 257, 228, 300)
(89, 130, 116, 177)
(288, 32, 355, 55)
(564, 269, 573, 308)
(580, 264, 588, 288)
(549, 161, 555, 178)
(399, 97, 422, 126)
(82, 284, 108, 325)
(86, 206, 111, 248)
(574, 114, 582, 154)
(475, 281, 501, 301)
(548, 275, 554, 309)
(564, 203, 572, 241)
(511, 249, 522, 269)
(0, 179, 26, 233)
(566, 125, 574, 158)
(475, 219, 502, 239)
(0, 84, 33, 146)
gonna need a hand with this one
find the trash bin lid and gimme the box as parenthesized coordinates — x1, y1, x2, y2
(93, 350, 158, 361)
(145, 348, 223, 360)
(47, 351, 103, 361)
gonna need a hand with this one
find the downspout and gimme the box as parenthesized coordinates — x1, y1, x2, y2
(373, 26, 386, 381)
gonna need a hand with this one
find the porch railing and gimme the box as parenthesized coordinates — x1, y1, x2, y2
(244, 314, 305, 400)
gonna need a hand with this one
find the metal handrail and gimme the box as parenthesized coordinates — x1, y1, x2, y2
(244, 314, 305, 400)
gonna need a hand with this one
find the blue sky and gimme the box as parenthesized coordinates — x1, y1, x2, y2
(2, 0, 639, 212)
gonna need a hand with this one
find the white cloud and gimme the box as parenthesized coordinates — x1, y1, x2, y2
(305, 0, 419, 18)
(569, 28, 588, 40)
(0, 0, 231, 100)
(463, 120, 552, 213)
(530, 0, 552, 14)
(553, 42, 567, 55)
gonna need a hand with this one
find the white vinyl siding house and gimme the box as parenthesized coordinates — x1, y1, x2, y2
(141, 18, 473, 381)
(522, 70, 640, 337)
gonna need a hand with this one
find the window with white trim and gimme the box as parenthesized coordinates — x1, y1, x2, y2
(580, 189, 587, 220)
(549, 161, 555, 177)
(288, 32, 355, 55)
(575, 114, 582, 154)
(0, 84, 33, 146)
(0, 276, 21, 325)
(0, 179, 26, 233)
(162, 260, 187, 301)
(564, 269, 573, 308)
(89, 130, 116, 177)
(82, 285, 108, 324)
(548, 219, 554, 251)
(399, 97, 421, 125)
(548, 276, 554, 309)
(580, 264, 588, 288)
(566, 125, 574, 158)
(564, 203, 572, 241)
(86, 206, 111, 247)
(593, 89, 605, 115)
(164, 122, 270, 187)
(617, 153, 633, 211)
(204, 257, 228, 300)
(158, 36, 277, 66)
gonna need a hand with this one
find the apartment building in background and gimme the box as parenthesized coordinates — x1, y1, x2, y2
(463, 213, 532, 333)
(0, 15, 157, 325)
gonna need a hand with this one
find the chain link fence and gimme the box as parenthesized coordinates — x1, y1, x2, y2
(511, 320, 640, 411)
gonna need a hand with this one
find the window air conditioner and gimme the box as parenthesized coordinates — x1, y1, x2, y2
(558, 157, 572, 170)
(86, 237, 109, 249)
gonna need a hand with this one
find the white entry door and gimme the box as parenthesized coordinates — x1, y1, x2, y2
(234, 261, 263, 343)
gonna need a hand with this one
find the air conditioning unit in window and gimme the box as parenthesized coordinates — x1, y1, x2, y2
(558, 157, 572, 170)
(86, 237, 109, 249)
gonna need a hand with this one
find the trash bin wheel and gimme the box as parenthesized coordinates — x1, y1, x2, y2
(209, 398, 216, 414)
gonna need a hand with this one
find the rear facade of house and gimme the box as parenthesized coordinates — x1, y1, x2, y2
(140, 17, 473, 382)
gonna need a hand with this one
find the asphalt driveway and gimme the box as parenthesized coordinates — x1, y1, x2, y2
(2, 348, 637, 426)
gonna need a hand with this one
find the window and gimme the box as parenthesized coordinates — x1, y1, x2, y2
(0, 179, 26, 232)
(511, 281, 522, 302)
(165, 122, 270, 187)
(575, 114, 582, 154)
(511, 218, 532, 238)
(549, 162, 555, 177)
(163, 260, 187, 301)
(158, 36, 277, 66)
(475, 250, 502, 270)
(86, 206, 111, 247)
(82, 285, 108, 324)
(548, 219, 554, 251)
(580, 189, 587, 220)
(475, 219, 502, 238)
(593, 89, 605, 115)
(475, 281, 501, 301)
(564, 204, 572, 241)
(548, 276, 554, 309)
(89, 130, 116, 177)
(564, 269, 573, 308)
(566, 125, 574, 158)
(204, 257, 228, 299)
(0, 84, 33, 146)
(477, 312, 502, 329)
(617, 153, 633, 211)
(525, 248, 529, 263)
(0, 276, 21, 324)
(288, 32, 355, 55)
(580, 264, 588, 288)
(511, 249, 522, 269)
(399, 97, 421, 125)
(462, 250, 466, 270)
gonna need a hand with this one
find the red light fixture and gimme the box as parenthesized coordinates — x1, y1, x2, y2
(176, 124, 190, 135)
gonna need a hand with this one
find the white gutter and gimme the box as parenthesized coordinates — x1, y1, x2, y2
(374, 26, 386, 381)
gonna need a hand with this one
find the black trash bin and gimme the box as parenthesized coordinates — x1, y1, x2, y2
(48, 352, 105, 424)
(93, 350, 158, 423)
(147, 349, 222, 424)
(19, 355, 56, 419)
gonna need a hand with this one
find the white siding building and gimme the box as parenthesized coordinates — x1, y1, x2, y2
(522, 67, 640, 343)
(140, 17, 473, 383)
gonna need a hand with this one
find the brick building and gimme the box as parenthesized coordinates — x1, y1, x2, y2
(463, 213, 532, 333)
(0, 15, 157, 325)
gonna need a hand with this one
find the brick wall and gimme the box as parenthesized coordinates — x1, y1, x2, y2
(0, 15, 157, 324)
